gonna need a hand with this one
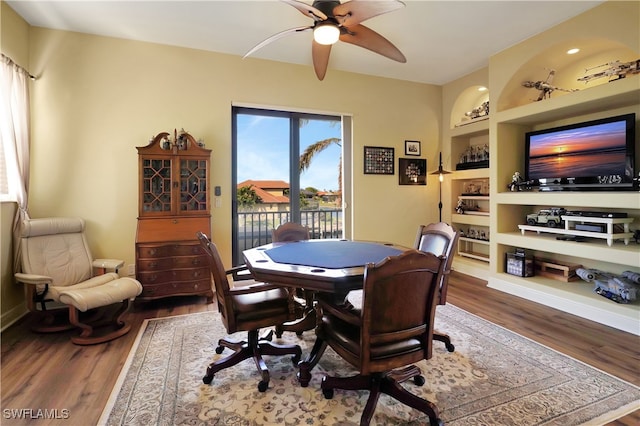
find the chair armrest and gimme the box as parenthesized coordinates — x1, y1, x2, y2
(93, 258, 125, 272)
(318, 299, 361, 326)
(229, 282, 283, 296)
(14, 272, 53, 286)
(225, 264, 248, 275)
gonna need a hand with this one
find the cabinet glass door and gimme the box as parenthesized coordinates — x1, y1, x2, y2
(142, 158, 172, 212)
(180, 159, 208, 211)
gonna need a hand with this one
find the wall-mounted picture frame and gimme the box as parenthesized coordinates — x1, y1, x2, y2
(364, 146, 395, 175)
(399, 158, 427, 185)
(404, 140, 421, 156)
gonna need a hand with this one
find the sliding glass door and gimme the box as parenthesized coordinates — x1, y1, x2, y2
(232, 107, 344, 267)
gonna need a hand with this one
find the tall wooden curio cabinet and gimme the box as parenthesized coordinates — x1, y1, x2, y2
(135, 129, 213, 302)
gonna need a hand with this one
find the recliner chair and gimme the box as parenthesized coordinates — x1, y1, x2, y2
(14, 217, 143, 345)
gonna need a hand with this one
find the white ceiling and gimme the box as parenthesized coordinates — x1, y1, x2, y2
(6, 0, 605, 85)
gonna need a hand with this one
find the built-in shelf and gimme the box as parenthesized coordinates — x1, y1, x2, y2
(490, 73, 639, 334)
(458, 237, 490, 263)
(489, 272, 639, 335)
(443, 5, 640, 334)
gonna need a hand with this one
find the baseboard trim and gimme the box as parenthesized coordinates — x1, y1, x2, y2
(1, 304, 28, 332)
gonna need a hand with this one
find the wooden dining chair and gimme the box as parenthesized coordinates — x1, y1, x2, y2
(271, 222, 316, 337)
(314, 250, 446, 425)
(197, 232, 302, 392)
(414, 222, 459, 352)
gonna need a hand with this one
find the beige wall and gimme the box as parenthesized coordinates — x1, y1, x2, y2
(1, 0, 444, 323)
(25, 28, 441, 258)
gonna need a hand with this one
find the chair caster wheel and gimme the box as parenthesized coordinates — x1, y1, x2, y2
(413, 375, 425, 386)
(446, 343, 455, 352)
(258, 380, 269, 392)
(431, 417, 444, 426)
(322, 388, 334, 399)
(203, 375, 213, 385)
(215, 346, 224, 354)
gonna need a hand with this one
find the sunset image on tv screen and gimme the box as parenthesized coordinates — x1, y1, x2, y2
(528, 121, 627, 179)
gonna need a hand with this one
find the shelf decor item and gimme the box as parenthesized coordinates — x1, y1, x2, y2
(505, 248, 534, 277)
(456, 144, 489, 170)
(404, 140, 421, 156)
(399, 158, 426, 185)
(364, 146, 394, 175)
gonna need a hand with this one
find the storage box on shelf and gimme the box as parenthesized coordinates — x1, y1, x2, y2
(489, 77, 640, 334)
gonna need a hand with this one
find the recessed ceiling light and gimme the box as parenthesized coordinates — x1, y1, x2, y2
(567, 48, 580, 55)
(478, 86, 488, 92)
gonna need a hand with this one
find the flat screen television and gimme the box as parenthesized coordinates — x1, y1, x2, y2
(525, 113, 636, 191)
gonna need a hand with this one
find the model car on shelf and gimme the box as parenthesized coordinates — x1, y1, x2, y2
(526, 207, 567, 227)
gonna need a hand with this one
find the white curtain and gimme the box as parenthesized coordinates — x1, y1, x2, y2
(0, 54, 31, 272)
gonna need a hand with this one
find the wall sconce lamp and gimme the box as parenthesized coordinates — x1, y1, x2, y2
(430, 152, 451, 222)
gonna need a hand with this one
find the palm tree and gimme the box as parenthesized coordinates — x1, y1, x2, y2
(299, 137, 342, 205)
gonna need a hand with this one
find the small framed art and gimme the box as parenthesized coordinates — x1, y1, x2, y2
(399, 158, 427, 185)
(404, 140, 421, 156)
(364, 146, 394, 175)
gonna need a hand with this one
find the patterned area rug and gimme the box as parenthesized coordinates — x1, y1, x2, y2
(99, 305, 639, 425)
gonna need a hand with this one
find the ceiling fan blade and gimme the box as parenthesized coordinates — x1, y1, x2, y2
(340, 24, 406, 63)
(243, 25, 313, 59)
(333, 0, 405, 27)
(312, 41, 332, 80)
(282, 0, 328, 21)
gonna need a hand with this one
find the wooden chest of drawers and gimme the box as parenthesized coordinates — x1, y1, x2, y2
(135, 241, 213, 301)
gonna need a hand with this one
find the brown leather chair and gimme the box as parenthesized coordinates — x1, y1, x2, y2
(314, 250, 445, 426)
(197, 232, 302, 392)
(272, 222, 316, 337)
(271, 222, 310, 242)
(414, 222, 459, 352)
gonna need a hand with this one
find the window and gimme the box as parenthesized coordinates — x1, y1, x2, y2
(0, 55, 30, 203)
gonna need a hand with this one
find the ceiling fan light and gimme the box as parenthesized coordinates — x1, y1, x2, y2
(314, 23, 340, 45)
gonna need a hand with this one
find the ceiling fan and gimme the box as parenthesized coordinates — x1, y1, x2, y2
(243, 0, 407, 81)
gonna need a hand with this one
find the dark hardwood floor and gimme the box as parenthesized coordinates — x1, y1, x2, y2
(1, 271, 638, 425)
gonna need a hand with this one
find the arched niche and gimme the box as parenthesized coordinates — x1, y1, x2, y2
(497, 38, 637, 111)
(450, 85, 490, 129)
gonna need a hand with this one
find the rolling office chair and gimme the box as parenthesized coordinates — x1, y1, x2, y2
(271, 222, 316, 337)
(314, 250, 446, 425)
(197, 232, 302, 392)
(414, 222, 459, 352)
(346, 222, 459, 352)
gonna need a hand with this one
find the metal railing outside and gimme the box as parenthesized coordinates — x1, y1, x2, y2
(236, 209, 342, 261)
